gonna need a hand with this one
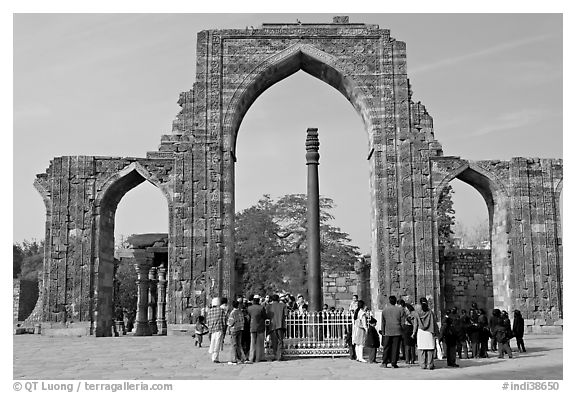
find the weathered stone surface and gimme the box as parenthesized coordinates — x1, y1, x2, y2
(31, 16, 562, 335)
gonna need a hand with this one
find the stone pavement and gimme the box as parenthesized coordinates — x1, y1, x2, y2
(13, 334, 562, 380)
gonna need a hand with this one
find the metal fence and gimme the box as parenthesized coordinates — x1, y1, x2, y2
(267, 310, 372, 357)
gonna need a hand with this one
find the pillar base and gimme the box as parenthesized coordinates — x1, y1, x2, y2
(133, 322, 151, 336)
(157, 321, 167, 335)
(149, 320, 158, 335)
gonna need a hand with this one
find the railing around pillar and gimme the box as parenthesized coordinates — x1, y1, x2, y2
(273, 310, 371, 357)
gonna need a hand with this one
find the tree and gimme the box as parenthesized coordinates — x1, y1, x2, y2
(235, 194, 361, 297)
(13, 239, 44, 280)
(114, 262, 138, 320)
(13, 245, 23, 278)
(437, 185, 456, 247)
(454, 218, 490, 248)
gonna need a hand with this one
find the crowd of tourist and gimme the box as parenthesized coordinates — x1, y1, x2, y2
(198, 293, 293, 364)
(194, 292, 527, 369)
(349, 297, 527, 370)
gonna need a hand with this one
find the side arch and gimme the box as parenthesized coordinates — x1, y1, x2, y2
(433, 159, 513, 313)
(92, 161, 172, 336)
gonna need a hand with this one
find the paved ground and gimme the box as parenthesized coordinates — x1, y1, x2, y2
(13, 334, 562, 380)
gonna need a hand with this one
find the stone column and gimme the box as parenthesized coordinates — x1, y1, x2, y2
(306, 127, 322, 312)
(156, 265, 168, 335)
(133, 263, 152, 336)
(148, 267, 158, 335)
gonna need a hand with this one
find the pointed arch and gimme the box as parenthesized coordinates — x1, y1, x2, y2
(92, 161, 172, 336)
(224, 43, 376, 155)
(95, 161, 172, 210)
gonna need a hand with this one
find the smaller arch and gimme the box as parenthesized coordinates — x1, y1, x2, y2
(434, 161, 509, 213)
(95, 161, 172, 210)
(92, 160, 172, 336)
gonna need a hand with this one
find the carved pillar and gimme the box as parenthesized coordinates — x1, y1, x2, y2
(148, 267, 158, 335)
(156, 265, 167, 335)
(306, 127, 322, 312)
(133, 263, 151, 336)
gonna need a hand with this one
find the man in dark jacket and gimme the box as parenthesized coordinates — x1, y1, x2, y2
(513, 310, 526, 352)
(247, 295, 268, 363)
(439, 316, 459, 367)
(380, 295, 404, 368)
(489, 309, 502, 352)
(266, 294, 287, 361)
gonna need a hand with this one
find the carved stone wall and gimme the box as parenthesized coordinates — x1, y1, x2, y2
(32, 17, 562, 335)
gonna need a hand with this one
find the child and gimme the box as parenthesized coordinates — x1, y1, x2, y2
(364, 317, 380, 363)
(194, 315, 209, 348)
(345, 326, 356, 360)
(403, 304, 417, 364)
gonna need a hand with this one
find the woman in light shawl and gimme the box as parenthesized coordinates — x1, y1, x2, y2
(352, 300, 368, 362)
(412, 297, 439, 370)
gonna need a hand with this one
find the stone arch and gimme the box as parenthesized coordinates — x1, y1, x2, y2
(434, 160, 512, 313)
(224, 43, 376, 155)
(92, 162, 172, 336)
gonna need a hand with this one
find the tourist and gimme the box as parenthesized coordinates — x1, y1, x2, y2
(455, 310, 470, 359)
(194, 315, 209, 348)
(287, 295, 297, 312)
(352, 300, 368, 362)
(266, 294, 288, 361)
(220, 297, 229, 349)
(247, 295, 268, 363)
(206, 297, 227, 363)
(478, 309, 490, 358)
(364, 317, 380, 363)
(489, 309, 502, 352)
(398, 299, 407, 360)
(296, 294, 307, 312)
(227, 300, 247, 364)
(439, 316, 459, 367)
(467, 313, 481, 358)
(402, 303, 417, 364)
(349, 294, 359, 313)
(345, 325, 356, 360)
(412, 297, 439, 370)
(380, 295, 404, 368)
(513, 310, 526, 353)
(241, 298, 251, 356)
(494, 316, 513, 359)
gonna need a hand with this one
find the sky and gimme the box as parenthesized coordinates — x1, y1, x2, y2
(12, 13, 563, 254)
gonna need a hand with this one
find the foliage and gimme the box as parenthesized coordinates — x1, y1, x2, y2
(13, 245, 23, 278)
(13, 239, 44, 280)
(437, 185, 456, 248)
(235, 194, 361, 297)
(454, 218, 490, 248)
(114, 261, 138, 319)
